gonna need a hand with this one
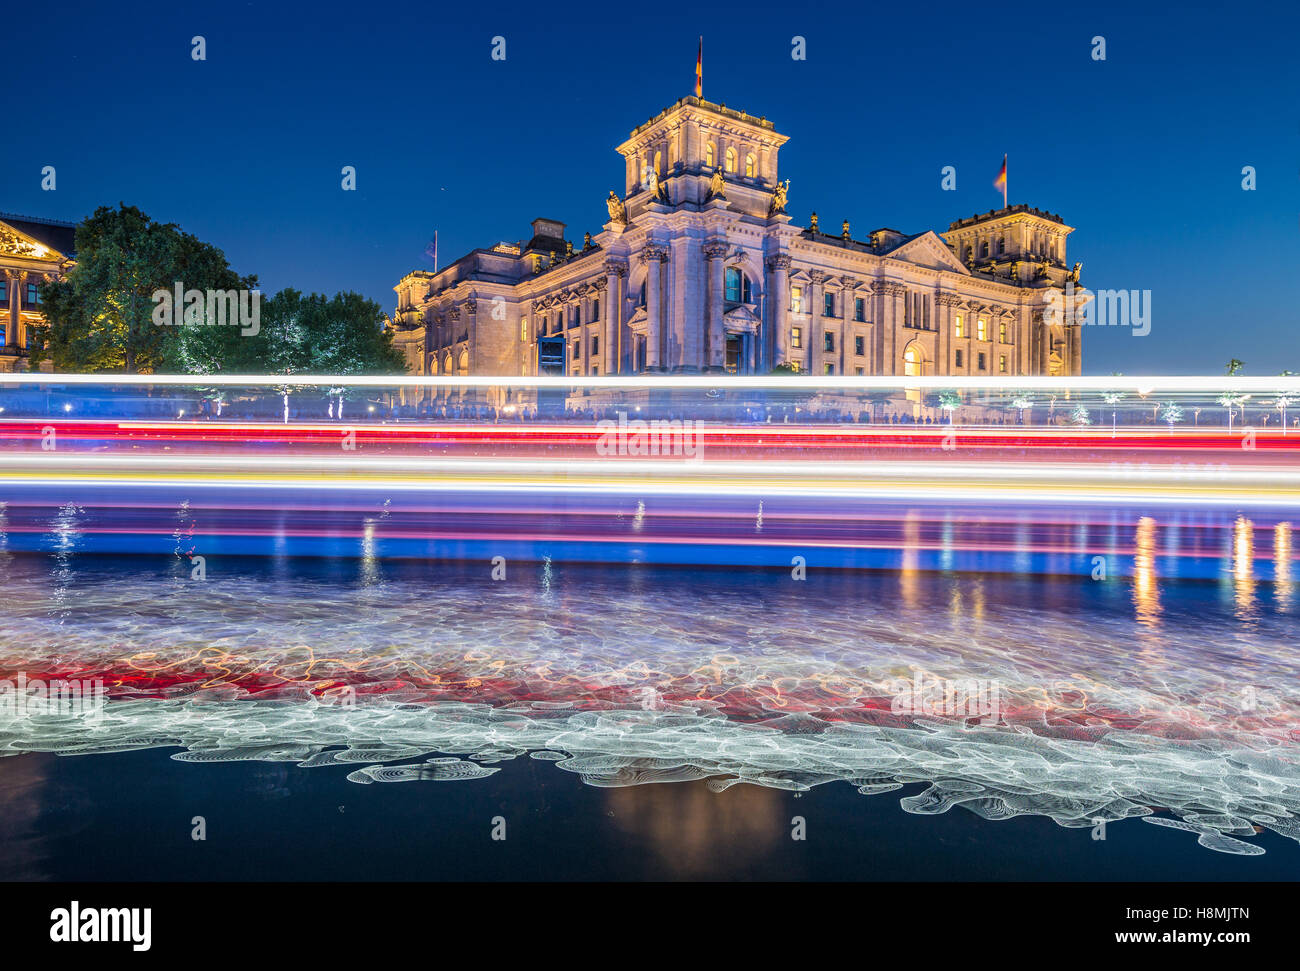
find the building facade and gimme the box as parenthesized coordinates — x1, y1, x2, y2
(0, 213, 76, 373)
(392, 96, 1083, 386)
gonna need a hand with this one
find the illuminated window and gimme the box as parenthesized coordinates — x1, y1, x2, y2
(520, 317, 528, 342)
(725, 147, 737, 172)
(791, 327, 802, 348)
(976, 317, 988, 341)
(999, 321, 1008, 343)
(457, 350, 469, 375)
(705, 142, 715, 168)
(654, 151, 662, 176)
(823, 363, 833, 375)
(745, 153, 756, 178)
(791, 286, 803, 313)
(954, 314, 964, 338)
(903, 342, 923, 377)
(999, 354, 1008, 373)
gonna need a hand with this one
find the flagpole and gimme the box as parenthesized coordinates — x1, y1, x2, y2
(1003, 156, 1007, 208)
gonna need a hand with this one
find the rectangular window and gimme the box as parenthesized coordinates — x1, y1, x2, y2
(977, 352, 986, 371)
(823, 292, 834, 317)
(823, 331, 834, 352)
(855, 366, 864, 376)
(999, 354, 1008, 373)
(854, 335, 865, 356)
(572, 339, 580, 360)
(791, 286, 803, 314)
(999, 321, 1008, 343)
(0, 280, 7, 303)
(520, 318, 528, 342)
(977, 317, 988, 341)
(791, 327, 802, 348)
(823, 363, 834, 375)
(591, 298, 599, 320)
(955, 349, 964, 367)
(27, 282, 41, 305)
(590, 335, 599, 355)
(0, 325, 5, 345)
(854, 297, 865, 321)
(954, 314, 964, 338)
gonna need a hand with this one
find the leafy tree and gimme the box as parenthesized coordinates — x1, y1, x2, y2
(1225, 359, 1245, 376)
(33, 204, 254, 373)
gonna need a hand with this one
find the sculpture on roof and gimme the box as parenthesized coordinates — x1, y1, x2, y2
(606, 190, 627, 225)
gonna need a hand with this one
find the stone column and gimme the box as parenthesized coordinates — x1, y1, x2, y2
(1069, 323, 1082, 374)
(603, 260, 624, 374)
(766, 254, 792, 367)
(643, 245, 667, 371)
(704, 240, 728, 372)
(809, 271, 825, 376)
(881, 283, 905, 375)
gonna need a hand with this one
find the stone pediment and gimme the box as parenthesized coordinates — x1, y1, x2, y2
(626, 305, 649, 334)
(885, 231, 969, 274)
(723, 304, 761, 333)
(0, 220, 67, 262)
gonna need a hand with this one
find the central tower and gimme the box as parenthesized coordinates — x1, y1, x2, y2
(614, 96, 789, 220)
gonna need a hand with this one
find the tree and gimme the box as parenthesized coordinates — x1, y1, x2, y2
(1276, 372, 1296, 436)
(1216, 392, 1250, 431)
(1225, 359, 1245, 376)
(1102, 373, 1125, 438)
(242, 289, 405, 421)
(1159, 401, 1183, 434)
(1007, 392, 1032, 425)
(936, 390, 962, 424)
(1069, 403, 1092, 426)
(32, 204, 255, 373)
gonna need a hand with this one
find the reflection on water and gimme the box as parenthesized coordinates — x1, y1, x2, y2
(606, 783, 782, 878)
(1, 549, 1298, 859)
(1234, 515, 1257, 623)
(1132, 517, 1161, 629)
(1277, 522, 1294, 612)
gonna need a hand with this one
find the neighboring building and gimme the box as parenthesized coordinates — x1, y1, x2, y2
(0, 212, 76, 373)
(391, 94, 1083, 390)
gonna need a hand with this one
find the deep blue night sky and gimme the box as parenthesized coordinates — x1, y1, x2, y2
(8, 0, 1298, 374)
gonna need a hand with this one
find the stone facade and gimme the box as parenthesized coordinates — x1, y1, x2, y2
(391, 96, 1083, 386)
(0, 213, 74, 373)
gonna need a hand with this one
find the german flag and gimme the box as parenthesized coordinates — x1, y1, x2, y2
(695, 37, 703, 98)
(993, 155, 1007, 207)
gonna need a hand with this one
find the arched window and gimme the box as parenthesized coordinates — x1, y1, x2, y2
(745, 153, 756, 178)
(903, 341, 924, 377)
(705, 142, 715, 168)
(654, 151, 662, 176)
(724, 267, 752, 303)
(457, 350, 469, 375)
(429, 355, 439, 375)
(725, 147, 737, 173)
(443, 354, 453, 375)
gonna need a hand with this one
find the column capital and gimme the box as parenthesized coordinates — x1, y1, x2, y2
(603, 258, 628, 277)
(766, 253, 792, 272)
(703, 240, 729, 259)
(641, 244, 669, 264)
